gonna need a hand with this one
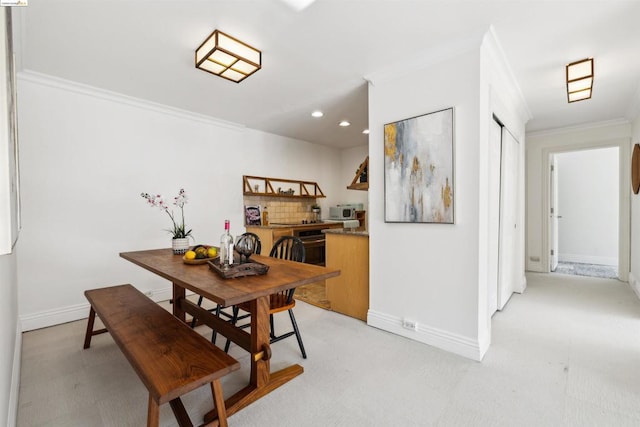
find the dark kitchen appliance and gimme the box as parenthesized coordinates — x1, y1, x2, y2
(294, 228, 326, 266)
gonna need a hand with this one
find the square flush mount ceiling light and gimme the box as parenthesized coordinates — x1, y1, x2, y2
(566, 58, 593, 103)
(195, 30, 261, 83)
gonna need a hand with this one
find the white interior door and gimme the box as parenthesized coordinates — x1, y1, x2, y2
(498, 127, 519, 310)
(487, 118, 502, 316)
(549, 155, 559, 272)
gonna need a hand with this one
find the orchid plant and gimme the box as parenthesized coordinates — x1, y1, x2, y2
(141, 188, 192, 239)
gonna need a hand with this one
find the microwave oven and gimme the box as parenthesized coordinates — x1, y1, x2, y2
(329, 204, 364, 220)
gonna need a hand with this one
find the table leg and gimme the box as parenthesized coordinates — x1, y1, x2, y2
(250, 295, 271, 388)
(173, 283, 186, 322)
(203, 295, 304, 423)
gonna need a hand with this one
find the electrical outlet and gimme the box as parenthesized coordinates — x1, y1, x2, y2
(402, 318, 418, 331)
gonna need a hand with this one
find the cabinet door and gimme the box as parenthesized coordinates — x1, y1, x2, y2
(326, 234, 369, 321)
(272, 228, 293, 240)
(245, 227, 294, 255)
(245, 227, 272, 256)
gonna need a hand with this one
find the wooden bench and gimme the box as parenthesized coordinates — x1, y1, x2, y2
(83, 284, 240, 427)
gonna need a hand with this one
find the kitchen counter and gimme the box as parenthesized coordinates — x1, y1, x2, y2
(322, 228, 369, 237)
(248, 222, 342, 230)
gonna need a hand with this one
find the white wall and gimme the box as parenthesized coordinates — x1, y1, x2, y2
(0, 8, 20, 425)
(478, 28, 529, 348)
(525, 121, 631, 277)
(336, 144, 369, 216)
(366, 28, 528, 361)
(367, 46, 484, 359)
(16, 71, 344, 330)
(0, 250, 19, 427)
(556, 148, 619, 265)
(630, 117, 640, 295)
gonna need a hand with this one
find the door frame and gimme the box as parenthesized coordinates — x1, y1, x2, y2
(549, 155, 559, 272)
(540, 139, 630, 281)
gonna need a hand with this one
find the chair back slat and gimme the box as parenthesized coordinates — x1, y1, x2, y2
(269, 236, 305, 263)
(269, 236, 305, 302)
(239, 232, 262, 255)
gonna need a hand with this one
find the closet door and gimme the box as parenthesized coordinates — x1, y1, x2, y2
(487, 119, 502, 316)
(498, 127, 519, 310)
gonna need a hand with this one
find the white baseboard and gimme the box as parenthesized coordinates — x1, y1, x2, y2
(7, 322, 21, 427)
(367, 309, 484, 361)
(558, 254, 617, 266)
(20, 301, 91, 332)
(630, 272, 640, 300)
(20, 286, 175, 332)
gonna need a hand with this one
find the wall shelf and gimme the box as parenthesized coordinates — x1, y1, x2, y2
(243, 175, 326, 198)
(347, 156, 369, 191)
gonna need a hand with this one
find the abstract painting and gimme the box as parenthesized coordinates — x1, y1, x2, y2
(384, 108, 454, 223)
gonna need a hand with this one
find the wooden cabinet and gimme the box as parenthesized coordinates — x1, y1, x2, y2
(347, 156, 368, 191)
(325, 232, 369, 321)
(243, 175, 326, 199)
(245, 226, 293, 255)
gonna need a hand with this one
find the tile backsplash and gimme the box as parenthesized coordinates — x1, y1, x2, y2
(243, 196, 320, 224)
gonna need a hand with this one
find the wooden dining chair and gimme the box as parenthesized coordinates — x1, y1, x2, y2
(193, 232, 261, 344)
(227, 236, 308, 358)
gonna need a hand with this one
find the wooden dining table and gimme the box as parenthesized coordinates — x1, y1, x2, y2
(120, 248, 340, 424)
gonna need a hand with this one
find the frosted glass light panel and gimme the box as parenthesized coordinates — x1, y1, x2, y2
(566, 58, 593, 103)
(195, 30, 261, 83)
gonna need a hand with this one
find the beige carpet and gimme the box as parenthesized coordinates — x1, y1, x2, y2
(16, 273, 640, 426)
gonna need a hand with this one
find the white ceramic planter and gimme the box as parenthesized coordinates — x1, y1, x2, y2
(172, 237, 190, 254)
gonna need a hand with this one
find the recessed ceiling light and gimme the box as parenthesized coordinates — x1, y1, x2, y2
(339, 120, 350, 127)
(311, 111, 323, 118)
(362, 129, 369, 134)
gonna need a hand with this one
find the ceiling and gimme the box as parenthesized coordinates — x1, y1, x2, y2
(14, 0, 640, 148)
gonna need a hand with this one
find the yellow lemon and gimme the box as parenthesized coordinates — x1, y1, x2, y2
(184, 250, 196, 260)
(207, 247, 218, 258)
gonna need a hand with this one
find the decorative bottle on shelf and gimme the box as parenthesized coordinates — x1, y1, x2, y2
(220, 220, 234, 269)
(262, 206, 269, 226)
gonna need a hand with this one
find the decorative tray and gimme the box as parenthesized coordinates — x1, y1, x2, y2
(183, 245, 219, 265)
(207, 257, 269, 279)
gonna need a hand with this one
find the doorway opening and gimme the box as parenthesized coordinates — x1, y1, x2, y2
(549, 147, 619, 279)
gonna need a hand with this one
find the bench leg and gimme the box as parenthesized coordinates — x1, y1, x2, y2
(83, 307, 96, 349)
(211, 379, 228, 427)
(83, 306, 108, 349)
(169, 398, 194, 427)
(147, 394, 160, 427)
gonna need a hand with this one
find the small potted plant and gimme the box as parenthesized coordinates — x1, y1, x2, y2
(141, 188, 192, 254)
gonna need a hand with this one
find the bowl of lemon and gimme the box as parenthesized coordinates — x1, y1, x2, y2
(183, 245, 219, 265)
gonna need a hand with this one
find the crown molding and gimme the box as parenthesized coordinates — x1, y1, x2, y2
(526, 118, 630, 138)
(17, 70, 246, 131)
(482, 25, 532, 124)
